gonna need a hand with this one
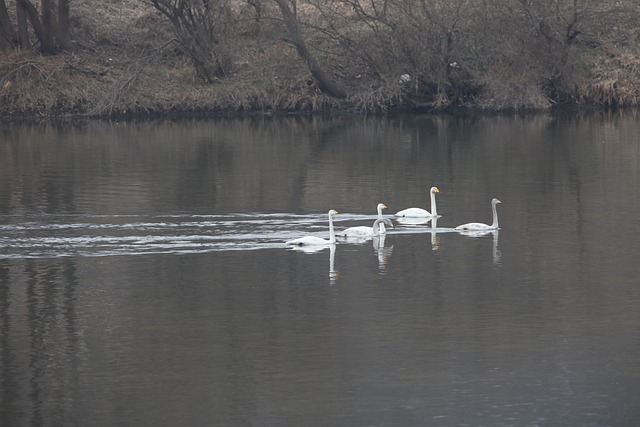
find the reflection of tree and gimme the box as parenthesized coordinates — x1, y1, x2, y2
(0, 263, 19, 421)
(0, 259, 79, 425)
(0, 114, 636, 221)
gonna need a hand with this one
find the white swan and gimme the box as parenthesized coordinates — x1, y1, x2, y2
(395, 186, 439, 218)
(338, 218, 394, 238)
(455, 198, 501, 231)
(286, 210, 339, 246)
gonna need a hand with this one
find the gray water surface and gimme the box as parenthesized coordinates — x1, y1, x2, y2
(1, 115, 639, 426)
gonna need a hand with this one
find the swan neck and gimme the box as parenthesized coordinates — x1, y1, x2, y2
(328, 215, 336, 243)
(430, 192, 437, 216)
(491, 203, 499, 228)
(373, 219, 383, 236)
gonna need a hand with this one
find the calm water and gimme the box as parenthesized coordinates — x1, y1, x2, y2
(1, 114, 639, 426)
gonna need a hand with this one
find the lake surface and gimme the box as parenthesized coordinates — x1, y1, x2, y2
(1, 114, 639, 426)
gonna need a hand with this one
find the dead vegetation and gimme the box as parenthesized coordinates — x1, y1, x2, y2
(1, 0, 640, 118)
(579, 50, 640, 108)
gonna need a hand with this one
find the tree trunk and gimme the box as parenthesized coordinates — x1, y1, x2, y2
(16, 0, 53, 53)
(2, 0, 70, 53)
(56, 0, 71, 50)
(40, 0, 57, 53)
(17, 1, 29, 47)
(0, 0, 16, 51)
(273, 0, 347, 98)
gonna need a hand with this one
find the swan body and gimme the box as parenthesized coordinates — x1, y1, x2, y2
(339, 218, 394, 237)
(395, 216, 431, 226)
(286, 210, 339, 246)
(395, 187, 439, 218)
(455, 198, 501, 231)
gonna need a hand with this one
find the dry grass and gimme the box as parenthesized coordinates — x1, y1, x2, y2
(2, 0, 640, 118)
(0, 0, 351, 117)
(578, 51, 640, 107)
(478, 73, 552, 112)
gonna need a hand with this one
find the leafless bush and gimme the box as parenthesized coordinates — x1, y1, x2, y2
(145, 0, 237, 83)
(578, 51, 640, 108)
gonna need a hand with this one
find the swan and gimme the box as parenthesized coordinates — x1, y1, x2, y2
(455, 198, 501, 231)
(286, 210, 339, 246)
(395, 186, 439, 218)
(338, 218, 394, 238)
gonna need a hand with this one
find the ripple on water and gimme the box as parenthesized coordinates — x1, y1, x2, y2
(0, 213, 407, 259)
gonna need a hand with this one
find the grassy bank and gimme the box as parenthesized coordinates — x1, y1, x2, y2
(1, 0, 640, 119)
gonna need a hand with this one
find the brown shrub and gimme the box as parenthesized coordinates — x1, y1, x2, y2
(578, 51, 640, 108)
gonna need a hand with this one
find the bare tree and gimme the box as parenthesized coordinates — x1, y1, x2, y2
(273, 0, 347, 98)
(147, 0, 234, 83)
(473, 0, 634, 108)
(307, 0, 475, 107)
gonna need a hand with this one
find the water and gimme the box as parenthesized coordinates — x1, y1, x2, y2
(1, 115, 639, 426)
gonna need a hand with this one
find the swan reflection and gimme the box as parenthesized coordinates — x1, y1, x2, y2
(373, 234, 393, 273)
(329, 244, 337, 284)
(430, 217, 440, 251)
(456, 229, 501, 264)
(289, 243, 338, 284)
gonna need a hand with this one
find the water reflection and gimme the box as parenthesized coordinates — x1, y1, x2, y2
(392, 216, 453, 252)
(1, 259, 81, 426)
(457, 229, 502, 264)
(329, 244, 337, 284)
(372, 234, 393, 273)
(289, 243, 338, 285)
(430, 217, 440, 251)
(2, 115, 640, 426)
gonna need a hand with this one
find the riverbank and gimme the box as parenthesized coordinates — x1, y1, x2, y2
(0, 44, 588, 120)
(1, 1, 639, 120)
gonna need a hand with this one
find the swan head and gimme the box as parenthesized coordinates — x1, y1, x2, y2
(377, 203, 387, 210)
(430, 187, 439, 194)
(492, 198, 502, 205)
(328, 209, 339, 217)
